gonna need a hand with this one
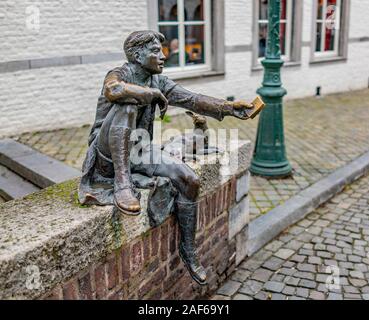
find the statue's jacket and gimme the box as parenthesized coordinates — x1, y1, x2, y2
(79, 63, 227, 226)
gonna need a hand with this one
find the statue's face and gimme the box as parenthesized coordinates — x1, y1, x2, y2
(136, 38, 166, 74)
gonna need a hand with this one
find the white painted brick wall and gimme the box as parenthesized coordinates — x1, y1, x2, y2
(0, 0, 369, 137)
(0, 0, 147, 61)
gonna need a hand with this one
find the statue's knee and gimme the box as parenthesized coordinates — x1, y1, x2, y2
(113, 104, 138, 126)
(179, 170, 200, 200)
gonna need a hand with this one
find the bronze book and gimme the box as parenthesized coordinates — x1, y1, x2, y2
(246, 96, 265, 119)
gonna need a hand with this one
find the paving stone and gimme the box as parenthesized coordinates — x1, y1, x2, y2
(212, 295, 231, 300)
(233, 293, 253, 300)
(290, 254, 306, 263)
(284, 240, 303, 251)
(253, 291, 269, 300)
(262, 257, 284, 271)
(316, 274, 328, 283)
(308, 256, 322, 265)
(349, 271, 365, 279)
(309, 291, 325, 300)
(285, 277, 300, 286)
(279, 267, 296, 276)
(296, 263, 316, 273)
(231, 269, 251, 282)
(264, 240, 284, 252)
(217, 280, 242, 297)
(264, 281, 285, 293)
(295, 288, 309, 298)
(317, 251, 333, 259)
(344, 293, 361, 300)
(240, 259, 263, 272)
(238, 280, 263, 296)
(282, 261, 296, 268)
(343, 285, 360, 294)
(348, 278, 367, 288)
(348, 255, 362, 263)
(299, 279, 317, 289)
(327, 293, 343, 300)
(317, 283, 329, 293)
(250, 268, 273, 283)
(282, 286, 296, 296)
(294, 271, 315, 281)
(270, 293, 286, 300)
(288, 296, 306, 300)
(274, 248, 295, 260)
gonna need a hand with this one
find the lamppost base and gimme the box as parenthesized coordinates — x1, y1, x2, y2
(249, 159, 292, 178)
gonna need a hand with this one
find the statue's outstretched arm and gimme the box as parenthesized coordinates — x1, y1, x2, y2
(167, 84, 263, 121)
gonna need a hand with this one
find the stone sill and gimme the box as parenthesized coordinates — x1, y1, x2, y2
(309, 56, 347, 65)
(0, 140, 251, 299)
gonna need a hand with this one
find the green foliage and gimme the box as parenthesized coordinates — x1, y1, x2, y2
(155, 114, 172, 123)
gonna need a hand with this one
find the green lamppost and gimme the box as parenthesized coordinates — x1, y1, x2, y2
(250, 0, 292, 178)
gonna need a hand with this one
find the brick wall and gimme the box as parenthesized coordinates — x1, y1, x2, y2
(41, 177, 247, 300)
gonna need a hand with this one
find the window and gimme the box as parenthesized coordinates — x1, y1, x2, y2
(314, 0, 341, 56)
(157, 0, 212, 73)
(312, 0, 349, 61)
(257, 0, 293, 60)
(253, 0, 303, 68)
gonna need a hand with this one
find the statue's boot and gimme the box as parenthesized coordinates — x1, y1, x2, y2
(109, 125, 141, 215)
(176, 199, 207, 285)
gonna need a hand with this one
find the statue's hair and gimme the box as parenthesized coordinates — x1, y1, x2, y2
(124, 30, 165, 62)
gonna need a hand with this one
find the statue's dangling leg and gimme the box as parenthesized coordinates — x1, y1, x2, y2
(175, 194, 207, 285)
(153, 158, 207, 284)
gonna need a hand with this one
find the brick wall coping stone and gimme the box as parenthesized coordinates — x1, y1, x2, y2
(0, 140, 251, 299)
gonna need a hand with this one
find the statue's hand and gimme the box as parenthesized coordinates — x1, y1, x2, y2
(150, 88, 168, 120)
(228, 100, 254, 120)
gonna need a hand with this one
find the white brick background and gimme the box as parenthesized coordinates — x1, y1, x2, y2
(0, 0, 369, 137)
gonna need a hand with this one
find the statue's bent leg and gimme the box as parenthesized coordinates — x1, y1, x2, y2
(97, 104, 141, 215)
(135, 149, 206, 284)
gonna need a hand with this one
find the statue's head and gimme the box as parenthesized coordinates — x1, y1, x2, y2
(124, 30, 166, 74)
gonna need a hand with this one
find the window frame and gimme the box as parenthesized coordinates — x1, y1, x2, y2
(252, 0, 302, 69)
(149, 0, 215, 78)
(310, 0, 350, 63)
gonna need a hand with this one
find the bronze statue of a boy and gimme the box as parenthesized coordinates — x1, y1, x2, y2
(79, 30, 263, 285)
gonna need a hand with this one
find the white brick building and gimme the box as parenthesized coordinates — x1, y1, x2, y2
(0, 0, 368, 137)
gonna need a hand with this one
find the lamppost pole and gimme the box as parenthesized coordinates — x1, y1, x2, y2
(250, 0, 292, 178)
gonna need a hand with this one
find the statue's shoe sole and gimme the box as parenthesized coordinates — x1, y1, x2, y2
(114, 199, 141, 216)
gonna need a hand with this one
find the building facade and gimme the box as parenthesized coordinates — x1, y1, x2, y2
(0, 0, 368, 137)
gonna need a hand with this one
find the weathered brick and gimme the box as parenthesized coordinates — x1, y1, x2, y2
(151, 227, 160, 257)
(130, 241, 143, 275)
(94, 264, 107, 299)
(121, 245, 130, 281)
(160, 223, 169, 262)
(78, 273, 93, 300)
(163, 267, 185, 292)
(44, 286, 63, 300)
(142, 233, 151, 262)
(107, 254, 119, 290)
(63, 279, 79, 300)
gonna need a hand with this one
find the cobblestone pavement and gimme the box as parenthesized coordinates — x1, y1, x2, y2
(213, 173, 369, 300)
(13, 89, 369, 220)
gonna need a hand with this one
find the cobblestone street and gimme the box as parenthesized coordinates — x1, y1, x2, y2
(213, 172, 369, 300)
(13, 89, 369, 220)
